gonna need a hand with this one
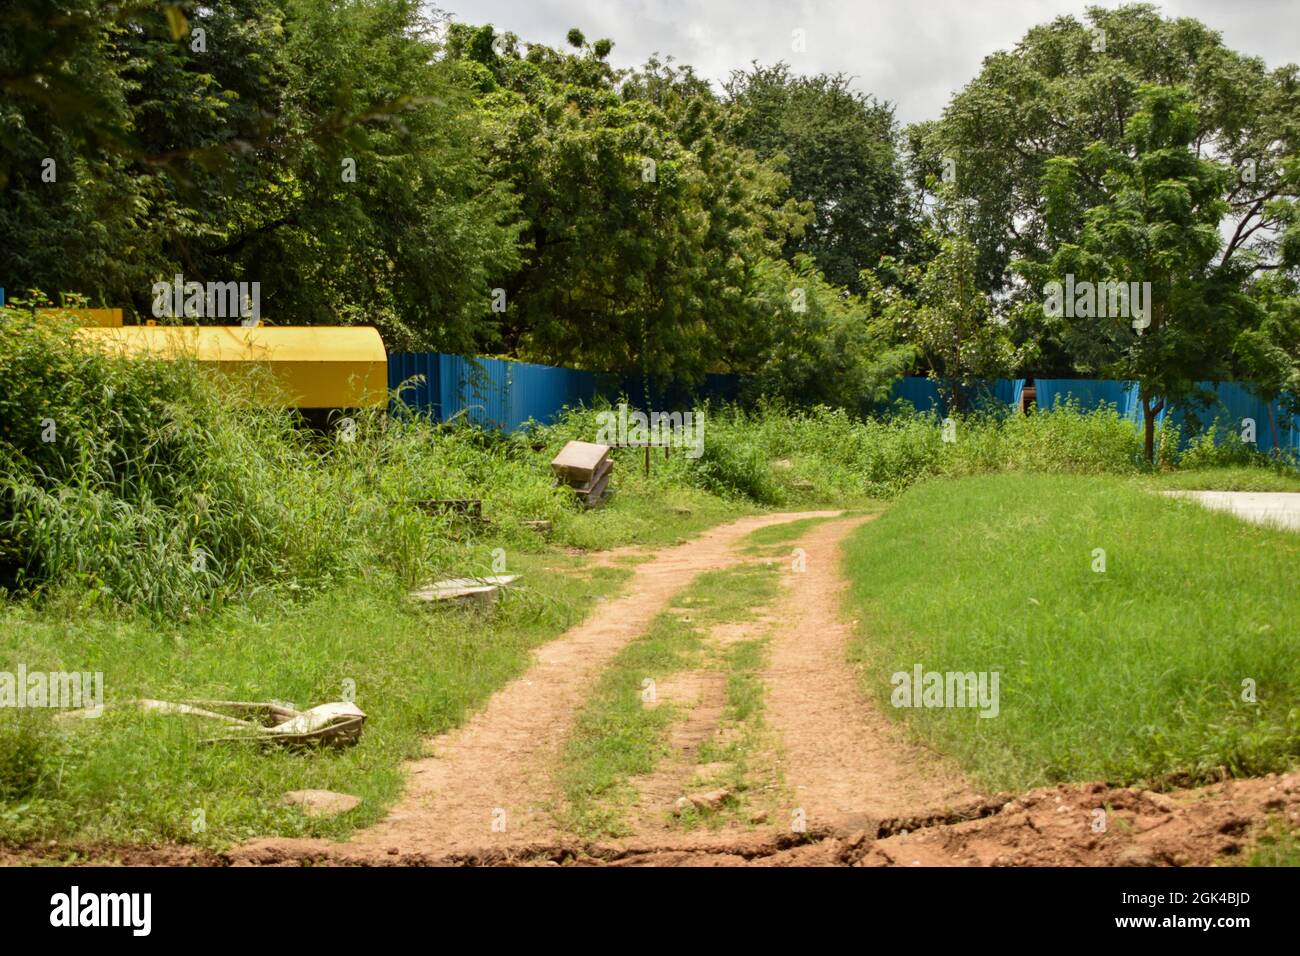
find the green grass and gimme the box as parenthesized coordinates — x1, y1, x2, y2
(1243, 820, 1300, 866)
(1144, 467, 1300, 493)
(551, 477, 749, 551)
(844, 474, 1300, 793)
(738, 514, 839, 553)
(0, 550, 631, 847)
(738, 511, 883, 564)
(675, 635, 782, 831)
(7, 312, 1299, 851)
(557, 561, 780, 837)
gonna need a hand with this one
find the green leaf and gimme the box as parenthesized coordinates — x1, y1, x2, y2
(164, 6, 188, 42)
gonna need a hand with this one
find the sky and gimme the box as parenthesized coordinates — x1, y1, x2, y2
(441, 0, 1298, 125)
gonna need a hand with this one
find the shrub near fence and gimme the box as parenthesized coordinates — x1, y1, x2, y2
(389, 352, 1300, 457)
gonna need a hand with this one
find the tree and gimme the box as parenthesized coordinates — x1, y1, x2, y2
(0, 0, 162, 306)
(723, 63, 912, 291)
(1235, 271, 1300, 427)
(0, 1, 522, 350)
(220, 0, 521, 350)
(449, 24, 807, 383)
(737, 256, 912, 411)
(866, 201, 1017, 413)
(913, 3, 1300, 373)
(1026, 85, 1256, 462)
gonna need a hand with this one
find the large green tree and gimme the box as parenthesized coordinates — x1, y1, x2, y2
(1026, 86, 1258, 461)
(866, 217, 1018, 413)
(1, 1, 521, 350)
(723, 63, 912, 292)
(448, 25, 807, 383)
(911, 3, 1300, 374)
(736, 255, 912, 411)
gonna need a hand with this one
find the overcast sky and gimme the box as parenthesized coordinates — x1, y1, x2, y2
(442, 0, 1298, 125)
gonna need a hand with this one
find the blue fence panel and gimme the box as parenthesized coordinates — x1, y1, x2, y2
(999, 378, 1026, 410)
(509, 358, 595, 429)
(1028, 379, 1299, 455)
(970, 378, 1024, 411)
(885, 376, 945, 415)
(1032, 379, 1136, 416)
(389, 354, 1300, 457)
(876, 378, 1023, 415)
(435, 354, 505, 429)
(390, 353, 598, 432)
(388, 352, 442, 419)
(1168, 382, 1300, 454)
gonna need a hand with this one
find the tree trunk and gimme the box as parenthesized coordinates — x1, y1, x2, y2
(1141, 391, 1165, 465)
(1143, 403, 1156, 464)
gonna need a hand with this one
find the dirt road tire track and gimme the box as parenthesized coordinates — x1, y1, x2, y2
(760, 515, 979, 831)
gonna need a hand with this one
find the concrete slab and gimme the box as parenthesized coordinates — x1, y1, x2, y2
(408, 574, 519, 604)
(550, 440, 611, 482)
(1161, 491, 1300, 531)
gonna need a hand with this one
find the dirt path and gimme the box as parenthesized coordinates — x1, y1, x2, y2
(761, 516, 979, 831)
(231, 510, 841, 865)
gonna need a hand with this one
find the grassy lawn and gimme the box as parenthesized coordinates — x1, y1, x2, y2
(557, 561, 781, 837)
(1142, 466, 1300, 493)
(843, 474, 1300, 792)
(0, 546, 638, 848)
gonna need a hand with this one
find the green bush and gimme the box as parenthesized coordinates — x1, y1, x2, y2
(1180, 422, 1272, 470)
(945, 400, 1143, 476)
(682, 430, 783, 505)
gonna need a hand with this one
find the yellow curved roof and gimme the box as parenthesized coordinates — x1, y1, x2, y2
(74, 325, 388, 408)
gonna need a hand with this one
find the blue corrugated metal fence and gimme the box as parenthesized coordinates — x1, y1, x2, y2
(389, 353, 593, 431)
(388, 353, 1299, 453)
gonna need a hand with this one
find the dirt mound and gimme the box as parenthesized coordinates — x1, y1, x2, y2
(853, 771, 1300, 867)
(209, 769, 1299, 866)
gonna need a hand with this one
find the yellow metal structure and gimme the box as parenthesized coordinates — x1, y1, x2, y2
(36, 307, 124, 327)
(74, 325, 388, 408)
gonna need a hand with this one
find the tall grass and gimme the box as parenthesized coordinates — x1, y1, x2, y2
(633, 398, 1293, 503)
(0, 308, 571, 616)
